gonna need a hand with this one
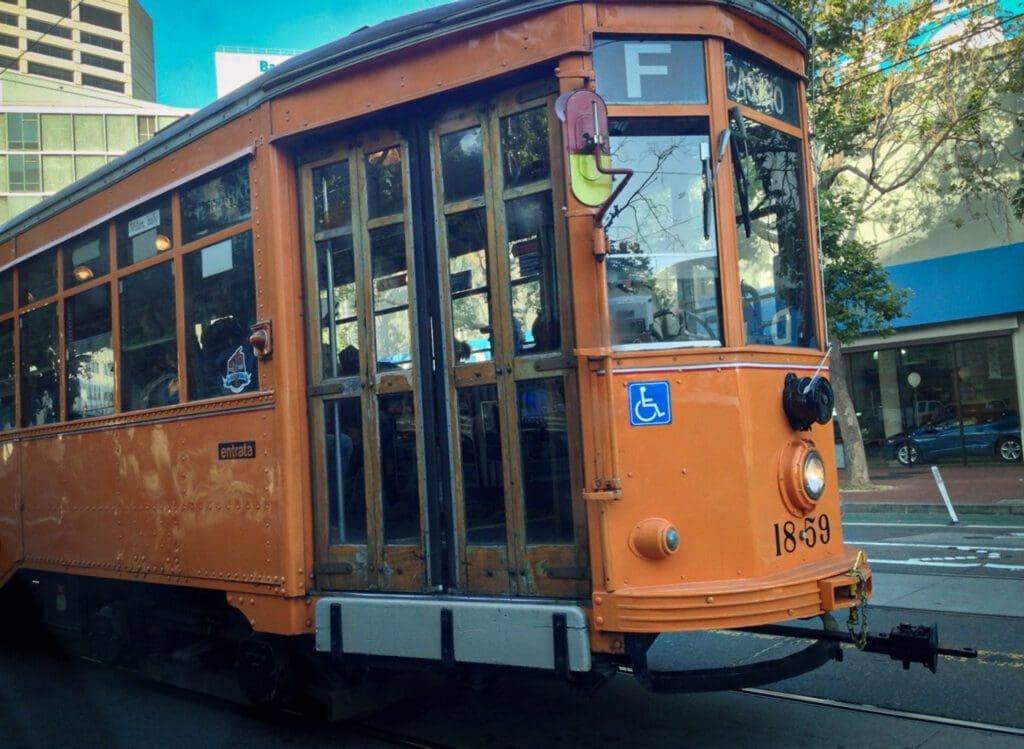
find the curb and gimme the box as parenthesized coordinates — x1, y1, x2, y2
(841, 501, 1024, 515)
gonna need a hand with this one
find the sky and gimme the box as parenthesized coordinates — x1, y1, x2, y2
(140, 0, 446, 109)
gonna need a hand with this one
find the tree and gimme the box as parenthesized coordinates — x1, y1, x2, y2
(776, 0, 1024, 486)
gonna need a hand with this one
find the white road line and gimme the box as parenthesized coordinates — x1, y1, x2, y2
(852, 541, 1021, 552)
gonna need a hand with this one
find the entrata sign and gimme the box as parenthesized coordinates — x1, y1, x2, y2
(215, 50, 296, 98)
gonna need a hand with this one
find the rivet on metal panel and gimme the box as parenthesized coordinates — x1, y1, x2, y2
(594, 595, 603, 605)
(706, 596, 715, 604)
(596, 616, 604, 625)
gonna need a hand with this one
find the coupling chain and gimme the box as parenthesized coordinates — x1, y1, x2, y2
(846, 550, 869, 649)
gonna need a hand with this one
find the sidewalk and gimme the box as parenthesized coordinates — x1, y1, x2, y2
(839, 463, 1024, 515)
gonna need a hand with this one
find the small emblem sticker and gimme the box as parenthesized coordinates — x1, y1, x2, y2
(628, 381, 672, 426)
(223, 345, 252, 394)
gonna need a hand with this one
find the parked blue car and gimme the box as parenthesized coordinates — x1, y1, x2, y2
(884, 410, 1022, 465)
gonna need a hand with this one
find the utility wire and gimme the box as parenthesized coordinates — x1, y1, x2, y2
(0, 1, 85, 79)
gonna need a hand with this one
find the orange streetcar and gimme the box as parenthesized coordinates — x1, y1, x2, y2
(0, 0, 965, 710)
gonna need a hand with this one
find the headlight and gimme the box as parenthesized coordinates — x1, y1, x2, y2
(802, 450, 826, 500)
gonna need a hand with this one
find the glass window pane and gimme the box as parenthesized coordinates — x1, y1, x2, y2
(379, 392, 420, 543)
(75, 155, 106, 179)
(447, 209, 492, 362)
(732, 118, 816, 348)
(519, 378, 573, 544)
(180, 162, 252, 244)
(116, 197, 172, 267)
(120, 262, 178, 411)
(41, 114, 73, 150)
(0, 318, 14, 430)
(500, 107, 550, 189)
(73, 114, 105, 150)
(440, 126, 484, 203)
(365, 146, 403, 219)
(506, 192, 560, 354)
(725, 46, 800, 126)
(20, 303, 59, 427)
(7, 113, 41, 150)
(9, 154, 41, 191)
(312, 160, 350, 235)
(19, 250, 57, 305)
(324, 398, 366, 545)
(316, 235, 359, 380)
(62, 226, 109, 288)
(370, 223, 410, 368)
(105, 115, 136, 150)
(42, 155, 73, 192)
(605, 118, 722, 346)
(184, 232, 259, 401)
(0, 270, 12, 314)
(66, 284, 113, 419)
(593, 38, 707, 104)
(459, 384, 506, 545)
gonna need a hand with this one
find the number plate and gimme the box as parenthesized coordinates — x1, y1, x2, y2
(773, 514, 832, 556)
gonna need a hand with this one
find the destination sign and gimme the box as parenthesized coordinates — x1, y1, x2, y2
(724, 48, 799, 125)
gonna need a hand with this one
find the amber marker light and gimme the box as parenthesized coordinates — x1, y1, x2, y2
(629, 518, 681, 560)
(154, 234, 172, 252)
(72, 265, 94, 283)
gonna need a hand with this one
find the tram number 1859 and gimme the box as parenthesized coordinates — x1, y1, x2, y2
(773, 515, 832, 556)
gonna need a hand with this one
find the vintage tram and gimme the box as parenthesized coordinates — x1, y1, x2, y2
(0, 0, 953, 709)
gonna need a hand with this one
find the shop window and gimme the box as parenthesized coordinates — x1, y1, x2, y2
(62, 226, 109, 288)
(66, 284, 113, 419)
(20, 303, 59, 427)
(180, 162, 251, 244)
(0, 318, 13, 430)
(183, 232, 258, 401)
(116, 197, 172, 267)
(119, 261, 177, 411)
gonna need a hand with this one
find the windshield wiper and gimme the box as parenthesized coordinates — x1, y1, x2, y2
(728, 106, 752, 238)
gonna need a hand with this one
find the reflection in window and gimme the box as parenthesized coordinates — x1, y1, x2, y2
(19, 250, 58, 305)
(365, 147, 403, 219)
(120, 262, 177, 411)
(324, 398, 366, 545)
(20, 303, 59, 427)
(519, 378, 573, 544)
(440, 126, 484, 203)
(66, 285, 113, 419)
(500, 107, 550, 188)
(370, 224, 411, 368)
(605, 118, 722, 346)
(116, 197, 172, 267)
(506, 192, 559, 354)
(0, 319, 14, 430)
(180, 162, 251, 244)
(63, 227, 110, 288)
(317, 235, 359, 380)
(459, 384, 506, 545)
(184, 232, 259, 401)
(313, 160, 351, 233)
(447, 209, 492, 363)
(379, 392, 420, 543)
(731, 117, 816, 348)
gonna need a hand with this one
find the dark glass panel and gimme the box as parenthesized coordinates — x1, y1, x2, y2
(459, 384, 506, 545)
(316, 235, 358, 380)
(20, 303, 59, 426)
(0, 319, 14, 430)
(518, 378, 573, 543)
(505, 192, 560, 354)
(116, 197, 172, 267)
(447, 209, 491, 363)
(65, 284, 113, 419)
(440, 126, 484, 203)
(365, 146, 404, 219)
(500, 107, 550, 189)
(19, 250, 57, 305)
(312, 160, 350, 234)
(62, 227, 110, 288)
(119, 262, 178, 411)
(0, 271, 11, 314)
(180, 162, 252, 244)
(370, 223, 410, 368)
(324, 398, 367, 545)
(379, 392, 421, 543)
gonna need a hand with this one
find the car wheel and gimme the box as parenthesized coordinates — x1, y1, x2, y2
(997, 437, 1022, 463)
(896, 443, 920, 466)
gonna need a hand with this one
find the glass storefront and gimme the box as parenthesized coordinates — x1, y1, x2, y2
(847, 336, 1021, 465)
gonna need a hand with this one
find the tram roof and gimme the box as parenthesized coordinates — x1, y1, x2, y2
(0, 0, 807, 247)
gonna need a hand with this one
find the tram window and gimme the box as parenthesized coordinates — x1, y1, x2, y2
(379, 391, 420, 543)
(440, 126, 484, 203)
(116, 197, 172, 267)
(62, 227, 110, 288)
(724, 46, 799, 127)
(446, 209, 492, 362)
(365, 147, 403, 219)
(0, 271, 12, 314)
(184, 232, 259, 400)
(604, 118, 723, 347)
(518, 378, 573, 544)
(312, 160, 352, 234)
(180, 162, 252, 244)
(0, 319, 13, 431)
(19, 303, 59, 427)
(120, 262, 178, 411)
(316, 235, 359, 380)
(65, 284, 113, 419)
(730, 116, 816, 348)
(324, 398, 367, 545)
(18, 250, 58, 306)
(459, 384, 506, 545)
(500, 107, 550, 188)
(506, 192, 559, 354)
(370, 223, 411, 368)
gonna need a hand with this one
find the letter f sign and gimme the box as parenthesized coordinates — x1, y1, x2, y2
(623, 43, 671, 99)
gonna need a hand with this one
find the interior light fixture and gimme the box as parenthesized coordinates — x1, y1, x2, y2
(72, 265, 94, 283)
(154, 234, 172, 252)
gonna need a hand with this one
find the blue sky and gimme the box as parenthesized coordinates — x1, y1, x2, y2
(141, 0, 445, 109)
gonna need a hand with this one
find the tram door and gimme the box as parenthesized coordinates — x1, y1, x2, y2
(430, 89, 585, 597)
(303, 130, 427, 593)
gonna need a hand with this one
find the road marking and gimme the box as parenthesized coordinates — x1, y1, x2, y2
(851, 541, 1021, 552)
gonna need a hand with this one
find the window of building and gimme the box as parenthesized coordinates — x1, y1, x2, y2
(82, 73, 124, 94)
(27, 0, 70, 15)
(0, 318, 13, 431)
(104, 115, 134, 150)
(27, 17, 71, 38)
(81, 51, 122, 73)
(9, 154, 42, 192)
(180, 162, 251, 244)
(79, 31, 122, 52)
(20, 302, 59, 427)
(119, 261, 177, 411)
(137, 115, 156, 143)
(116, 197, 172, 267)
(8, 113, 41, 150)
(41, 154, 73, 192)
(26, 61, 74, 82)
(73, 114, 104, 150)
(40, 113, 73, 150)
(183, 232, 259, 400)
(0, 11, 17, 27)
(63, 226, 109, 288)
(0, 32, 18, 48)
(29, 41, 73, 60)
(0, 53, 18, 70)
(79, 3, 121, 32)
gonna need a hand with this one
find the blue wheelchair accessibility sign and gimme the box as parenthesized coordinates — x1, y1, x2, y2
(628, 381, 672, 426)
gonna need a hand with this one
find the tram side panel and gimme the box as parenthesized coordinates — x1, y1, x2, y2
(0, 440, 22, 587)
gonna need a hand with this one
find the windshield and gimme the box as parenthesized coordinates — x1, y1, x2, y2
(604, 118, 722, 347)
